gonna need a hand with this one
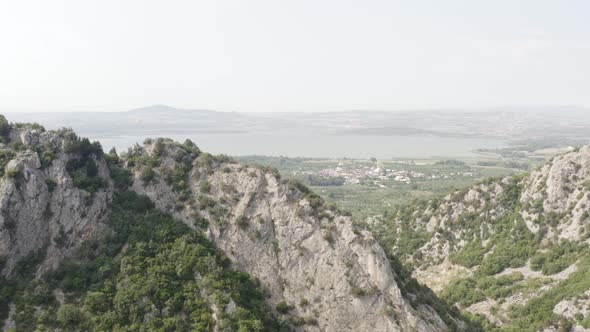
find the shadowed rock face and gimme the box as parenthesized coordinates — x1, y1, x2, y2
(128, 139, 447, 331)
(0, 127, 112, 277)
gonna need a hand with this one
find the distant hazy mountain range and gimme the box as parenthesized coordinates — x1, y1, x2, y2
(5, 105, 590, 149)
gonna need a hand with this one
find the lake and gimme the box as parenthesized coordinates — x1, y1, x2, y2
(88, 131, 505, 159)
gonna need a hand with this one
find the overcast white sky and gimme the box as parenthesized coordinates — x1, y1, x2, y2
(1, 0, 589, 113)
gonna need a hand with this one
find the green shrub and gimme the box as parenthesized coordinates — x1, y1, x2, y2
(199, 181, 211, 193)
(14, 247, 47, 279)
(351, 286, 374, 297)
(276, 301, 293, 314)
(530, 241, 582, 275)
(236, 215, 249, 229)
(56, 304, 83, 327)
(110, 166, 132, 190)
(504, 257, 590, 331)
(441, 278, 485, 307)
(66, 148, 106, 193)
(4, 167, 18, 178)
(477, 214, 535, 276)
(450, 241, 487, 268)
(64, 137, 102, 157)
(139, 166, 155, 184)
(152, 138, 165, 156)
(85, 159, 98, 177)
(37, 145, 57, 167)
(198, 195, 216, 210)
(0, 150, 15, 176)
(299, 298, 309, 307)
(72, 175, 106, 194)
(14, 122, 45, 131)
(0, 115, 10, 141)
(283, 179, 311, 195)
(83, 291, 109, 314)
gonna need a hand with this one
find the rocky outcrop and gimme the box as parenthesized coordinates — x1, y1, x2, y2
(128, 139, 448, 332)
(376, 146, 590, 329)
(0, 127, 112, 276)
(0, 124, 455, 331)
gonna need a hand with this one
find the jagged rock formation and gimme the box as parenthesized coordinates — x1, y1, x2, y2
(0, 126, 112, 276)
(127, 138, 447, 332)
(375, 146, 590, 331)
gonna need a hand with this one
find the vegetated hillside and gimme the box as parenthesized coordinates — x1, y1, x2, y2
(123, 138, 471, 331)
(0, 119, 273, 331)
(0, 115, 471, 331)
(373, 146, 590, 331)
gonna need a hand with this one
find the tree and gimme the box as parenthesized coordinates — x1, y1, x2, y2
(0, 114, 10, 142)
(57, 304, 82, 327)
(140, 166, 155, 184)
(84, 292, 109, 313)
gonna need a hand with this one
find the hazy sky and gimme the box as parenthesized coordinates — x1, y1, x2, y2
(1, 1, 589, 112)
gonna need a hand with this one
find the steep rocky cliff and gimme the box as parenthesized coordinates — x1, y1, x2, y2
(0, 125, 112, 277)
(374, 146, 590, 331)
(126, 138, 450, 332)
(0, 119, 456, 331)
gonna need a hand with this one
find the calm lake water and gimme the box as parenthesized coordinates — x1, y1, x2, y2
(89, 131, 505, 159)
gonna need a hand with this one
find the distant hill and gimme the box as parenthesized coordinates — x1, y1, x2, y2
(4, 106, 590, 152)
(127, 104, 228, 116)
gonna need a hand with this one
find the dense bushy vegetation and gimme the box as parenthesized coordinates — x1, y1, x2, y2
(450, 241, 486, 268)
(67, 159, 107, 194)
(0, 150, 15, 177)
(64, 135, 107, 194)
(530, 241, 586, 275)
(0, 114, 10, 143)
(374, 206, 487, 330)
(385, 248, 487, 331)
(504, 257, 590, 331)
(476, 214, 536, 276)
(125, 138, 202, 203)
(441, 272, 549, 308)
(375, 169, 590, 331)
(3, 192, 284, 331)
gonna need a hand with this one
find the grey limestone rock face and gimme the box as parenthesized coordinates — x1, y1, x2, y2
(129, 140, 447, 332)
(0, 130, 452, 331)
(379, 146, 590, 327)
(0, 127, 112, 276)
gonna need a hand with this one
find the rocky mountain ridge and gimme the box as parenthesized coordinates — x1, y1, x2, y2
(0, 125, 112, 277)
(124, 138, 449, 331)
(6, 114, 587, 331)
(0, 118, 458, 331)
(374, 146, 590, 331)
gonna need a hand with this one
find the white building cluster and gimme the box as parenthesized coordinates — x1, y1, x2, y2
(317, 164, 425, 185)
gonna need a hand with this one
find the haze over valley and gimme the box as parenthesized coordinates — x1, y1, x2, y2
(7, 105, 590, 158)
